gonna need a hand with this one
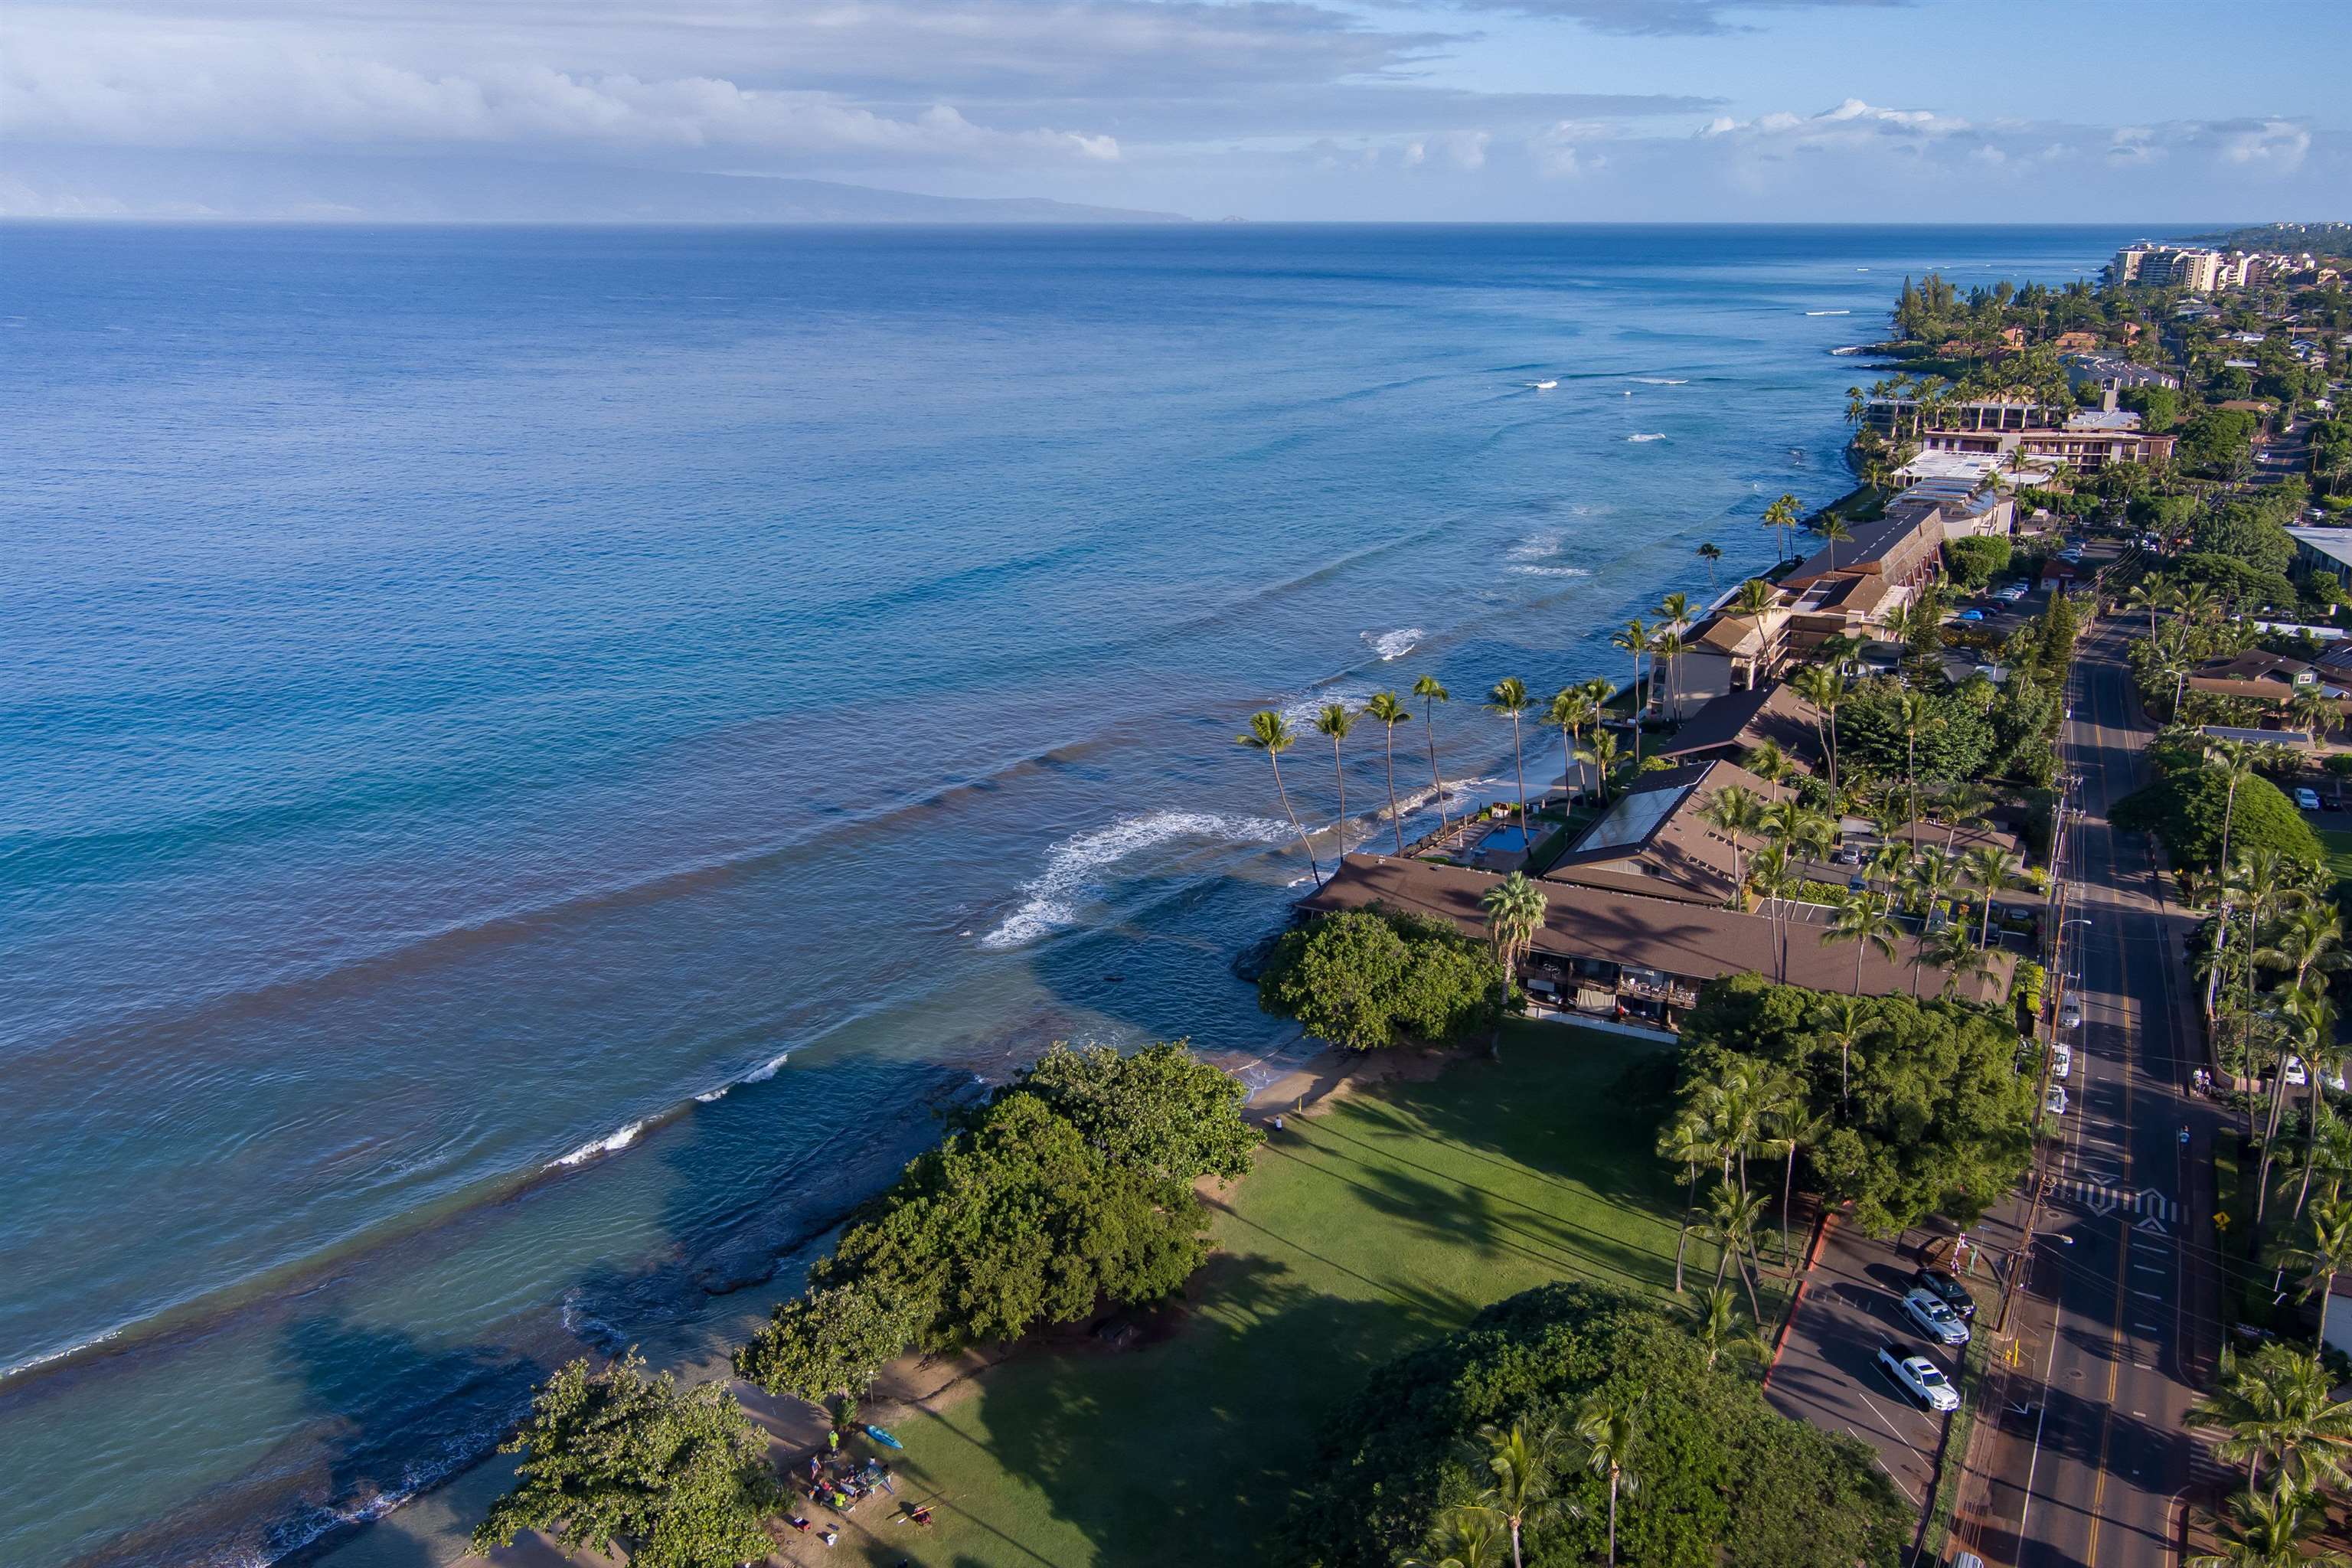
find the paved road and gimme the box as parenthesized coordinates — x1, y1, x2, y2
(1956, 619, 2226, 1567)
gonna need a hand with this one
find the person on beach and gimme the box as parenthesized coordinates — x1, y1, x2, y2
(828, 1429, 841, 1453)
(788, 1515, 811, 1533)
(820, 1526, 839, 1547)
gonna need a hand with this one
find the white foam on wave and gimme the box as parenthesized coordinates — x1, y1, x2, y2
(1625, 433, 1668, 443)
(694, 1048, 792, 1104)
(549, 1120, 645, 1169)
(1805, 309, 1851, 317)
(1628, 377, 1689, 385)
(1363, 627, 1425, 661)
(1508, 531, 1562, 563)
(1, 1328, 122, 1384)
(982, 809, 1288, 949)
(1508, 565, 1592, 578)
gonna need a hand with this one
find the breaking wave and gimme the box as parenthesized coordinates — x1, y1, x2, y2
(981, 810, 1289, 949)
(1362, 627, 1425, 661)
(1507, 565, 1592, 578)
(1628, 377, 1689, 385)
(1805, 309, 1851, 316)
(548, 1120, 645, 1169)
(1625, 433, 1668, 443)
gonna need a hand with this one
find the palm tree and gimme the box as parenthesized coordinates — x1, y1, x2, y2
(1926, 923, 1998, 1001)
(2187, 1343, 2352, 1494)
(1817, 513, 1855, 573)
(1414, 675, 1452, 839)
(2208, 739, 2257, 886)
(1364, 692, 1412, 854)
(1548, 685, 1597, 805)
(1811, 993, 1873, 1117)
(1760, 1073, 1819, 1269)
(1904, 846, 1961, 995)
(2187, 1484, 2350, 1568)
(1745, 737, 1793, 788)
(1488, 677, 1535, 827)
(1731, 577, 1777, 622)
(1472, 1420, 1570, 1568)
(1962, 844, 2016, 947)
(1937, 780, 1994, 853)
(1746, 844, 1800, 983)
(1405, 1505, 1513, 1568)
(2127, 575, 2178, 639)
(1689, 1060, 1768, 1197)
(1315, 702, 1355, 848)
(1651, 627, 1688, 721)
(2276, 1196, 2352, 1329)
(1702, 1178, 1770, 1321)
(1790, 665, 1843, 796)
(1762, 492, 1801, 563)
(1697, 541, 1723, 589)
(1823, 887, 1901, 1002)
(1699, 782, 1766, 909)
(1894, 689, 1931, 827)
(2288, 688, 2335, 750)
(1572, 1396, 1641, 1568)
(1237, 710, 1319, 880)
(1577, 729, 1622, 807)
(1690, 1285, 1770, 1372)
(1611, 619, 1651, 753)
(1657, 1112, 1716, 1294)
(1481, 872, 1548, 982)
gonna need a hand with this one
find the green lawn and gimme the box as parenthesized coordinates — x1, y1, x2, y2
(2317, 825, 2352, 884)
(838, 1025, 1750, 1566)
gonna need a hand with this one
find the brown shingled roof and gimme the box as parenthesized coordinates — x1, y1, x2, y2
(1297, 854, 2011, 1004)
(1652, 684, 1822, 770)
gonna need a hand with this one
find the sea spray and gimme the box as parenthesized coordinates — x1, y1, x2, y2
(981, 811, 1289, 949)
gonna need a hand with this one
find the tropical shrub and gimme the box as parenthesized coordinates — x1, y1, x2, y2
(2112, 769, 2323, 878)
(1258, 906, 1503, 1050)
(1836, 680, 1996, 792)
(1942, 534, 2012, 591)
(1282, 1281, 1906, 1568)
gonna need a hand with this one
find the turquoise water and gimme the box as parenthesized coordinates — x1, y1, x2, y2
(0, 222, 2135, 1565)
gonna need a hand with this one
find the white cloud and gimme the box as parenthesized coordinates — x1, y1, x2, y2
(2214, 117, 2310, 170)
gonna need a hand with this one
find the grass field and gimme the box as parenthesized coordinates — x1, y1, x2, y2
(2317, 825, 2352, 884)
(826, 1024, 1756, 1567)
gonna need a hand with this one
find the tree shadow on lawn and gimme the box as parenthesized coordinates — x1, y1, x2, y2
(889, 1254, 1452, 1568)
(1245, 1125, 1676, 1295)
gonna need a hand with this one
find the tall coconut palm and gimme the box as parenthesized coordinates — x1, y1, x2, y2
(1732, 577, 1778, 622)
(1472, 1420, 1570, 1568)
(1237, 710, 1318, 880)
(2187, 1343, 2352, 1494)
(1698, 782, 1766, 909)
(1745, 737, 1794, 787)
(1414, 674, 1453, 839)
(2187, 1484, 2349, 1568)
(1762, 493, 1801, 562)
(1962, 844, 2017, 947)
(1314, 702, 1356, 848)
(1364, 691, 1412, 854)
(1790, 664, 1844, 796)
(1610, 619, 1651, 756)
(1480, 871, 1548, 982)
(1823, 887, 1902, 1003)
(1811, 993, 1873, 1118)
(1817, 513, 1856, 574)
(1748, 844, 1802, 982)
(1903, 847, 1961, 995)
(1572, 1396, 1641, 1568)
(1760, 1074, 1820, 1269)
(1697, 541, 1723, 589)
(1894, 688, 1931, 828)
(1689, 1061, 1769, 1197)
(1926, 923, 1998, 1001)
(1577, 728, 1623, 807)
(1488, 677, 1535, 827)
(2276, 1196, 2352, 1329)
(1651, 626, 1688, 721)
(1690, 1285, 1770, 1372)
(2207, 739, 2257, 884)
(1702, 1178, 1770, 1321)
(1657, 1112, 1717, 1294)
(1548, 685, 1597, 805)
(2126, 574, 2179, 640)
(2288, 688, 2335, 750)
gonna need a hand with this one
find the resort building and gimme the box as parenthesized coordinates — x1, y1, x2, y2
(2063, 352, 2181, 407)
(2112, 244, 2226, 293)
(2185, 650, 2350, 709)
(1676, 600, 1798, 704)
(1648, 684, 1822, 773)
(1912, 409, 2174, 474)
(1299, 848, 2017, 1030)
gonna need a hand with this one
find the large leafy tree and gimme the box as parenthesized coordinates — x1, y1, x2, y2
(1259, 906, 1503, 1051)
(2113, 768, 2323, 880)
(474, 1354, 779, 1568)
(1835, 681, 1995, 799)
(996, 1040, 1261, 1184)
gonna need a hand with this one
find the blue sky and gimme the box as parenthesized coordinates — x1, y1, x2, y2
(2, 0, 2344, 220)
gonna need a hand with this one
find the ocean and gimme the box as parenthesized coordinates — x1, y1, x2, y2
(0, 221, 2137, 1566)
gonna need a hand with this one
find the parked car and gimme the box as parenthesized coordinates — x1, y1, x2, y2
(2061, 1000, 2082, 1029)
(1900, 1287, 1972, 1347)
(2045, 1085, 2069, 1116)
(1995, 584, 2029, 602)
(1955, 609, 1985, 622)
(2296, 787, 2323, 811)
(1877, 1341, 1962, 1413)
(2285, 1054, 2309, 1088)
(1911, 1267, 1978, 1320)
(2050, 1042, 2072, 1080)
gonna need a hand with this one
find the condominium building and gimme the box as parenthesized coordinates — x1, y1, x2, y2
(2112, 244, 2226, 293)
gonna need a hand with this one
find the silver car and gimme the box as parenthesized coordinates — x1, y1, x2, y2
(1900, 1286, 1971, 1347)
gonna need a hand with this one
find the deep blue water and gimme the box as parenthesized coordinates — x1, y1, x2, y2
(0, 222, 2138, 1565)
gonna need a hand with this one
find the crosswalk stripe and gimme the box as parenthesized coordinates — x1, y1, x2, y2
(2060, 1179, 2182, 1223)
